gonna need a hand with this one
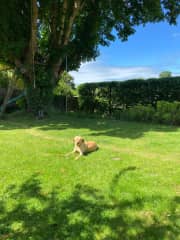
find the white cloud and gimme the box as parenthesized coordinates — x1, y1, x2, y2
(172, 32, 180, 38)
(70, 61, 159, 85)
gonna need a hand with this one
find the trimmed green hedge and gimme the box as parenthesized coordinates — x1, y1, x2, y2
(116, 101, 180, 125)
(78, 77, 180, 115)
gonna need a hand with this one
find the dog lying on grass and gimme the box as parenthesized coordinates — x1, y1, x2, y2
(67, 136, 98, 159)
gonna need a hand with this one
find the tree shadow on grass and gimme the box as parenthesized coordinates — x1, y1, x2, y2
(0, 114, 179, 139)
(0, 169, 179, 240)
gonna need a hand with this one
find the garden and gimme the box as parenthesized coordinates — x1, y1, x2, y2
(0, 113, 180, 239)
(0, 1, 180, 239)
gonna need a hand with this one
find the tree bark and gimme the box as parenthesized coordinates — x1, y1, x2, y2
(51, 0, 84, 84)
(0, 76, 17, 116)
(20, 0, 38, 112)
(15, 0, 38, 83)
(26, 0, 38, 85)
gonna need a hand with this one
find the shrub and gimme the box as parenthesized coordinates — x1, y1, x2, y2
(116, 104, 155, 122)
(25, 67, 53, 113)
(16, 96, 26, 110)
(155, 101, 180, 125)
(116, 101, 180, 125)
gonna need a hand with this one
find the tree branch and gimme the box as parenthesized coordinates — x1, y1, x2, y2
(63, 0, 82, 46)
(58, 1, 68, 45)
(51, 0, 85, 81)
(25, 0, 38, 80)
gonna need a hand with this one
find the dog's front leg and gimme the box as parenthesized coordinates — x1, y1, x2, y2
(75, 151, 83, 160)
(65, 148, 76, 157)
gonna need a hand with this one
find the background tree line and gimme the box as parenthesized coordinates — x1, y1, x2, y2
(0, 0, 179, 115)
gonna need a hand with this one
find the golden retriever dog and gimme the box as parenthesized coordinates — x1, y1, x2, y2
(69, 136, 98, 159)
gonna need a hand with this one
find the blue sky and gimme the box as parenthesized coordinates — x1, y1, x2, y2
(71, 17, 180, 85)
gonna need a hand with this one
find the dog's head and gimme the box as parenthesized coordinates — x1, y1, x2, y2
(74, 136, 85, 147)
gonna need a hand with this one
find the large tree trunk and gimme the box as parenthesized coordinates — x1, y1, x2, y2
(26, 0, 38, 84)
(0, 76, 17, 117)
(25, 0, 39, 112)
(15, 0, 38, 80)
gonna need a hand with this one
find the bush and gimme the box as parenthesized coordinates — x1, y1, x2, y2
(25, 67, 53, 113)
(78, 83, 97, 113)
(155, 101, 180, 125)
(116, 101, 180, 125)
(116, 104, 155, 122)
(16, 97, 26, 110)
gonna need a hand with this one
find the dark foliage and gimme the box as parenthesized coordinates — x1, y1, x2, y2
(78, 76, 180, 115)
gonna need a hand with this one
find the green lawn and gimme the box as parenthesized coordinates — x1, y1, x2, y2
(0, 113, 179, 240)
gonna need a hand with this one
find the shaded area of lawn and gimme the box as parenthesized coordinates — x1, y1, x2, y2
(0, 113, 179, 239)
(0, 113, 178, 139)
(0, 169, 179, 240)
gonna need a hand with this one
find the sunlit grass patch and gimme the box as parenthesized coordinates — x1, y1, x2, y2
(0, 114, 179, 239)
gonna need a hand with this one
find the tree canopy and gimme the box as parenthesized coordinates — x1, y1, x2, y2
(54, 71, 75, 97)
(159, 71, 172, 78)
